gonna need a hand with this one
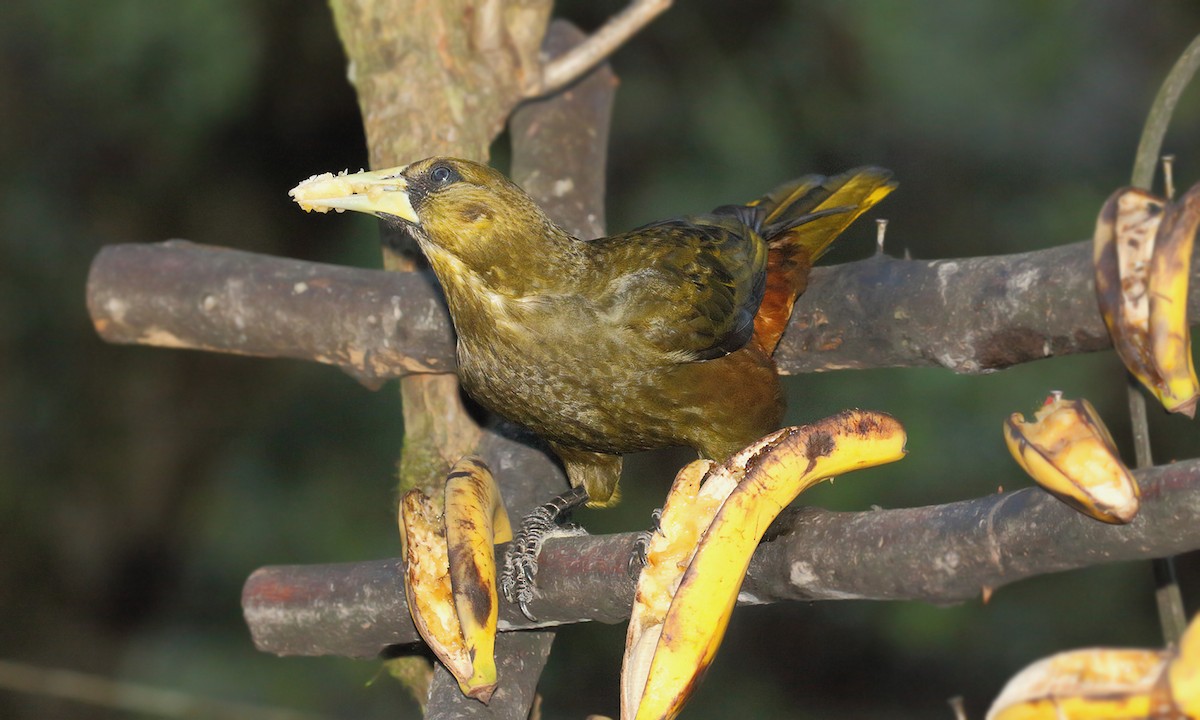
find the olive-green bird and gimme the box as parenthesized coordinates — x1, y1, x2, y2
(292, 158, 894, 616)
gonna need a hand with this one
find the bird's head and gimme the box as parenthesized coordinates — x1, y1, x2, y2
(291, 157, 560, 280)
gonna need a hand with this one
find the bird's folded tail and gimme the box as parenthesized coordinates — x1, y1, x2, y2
(749, 166, 896, 355)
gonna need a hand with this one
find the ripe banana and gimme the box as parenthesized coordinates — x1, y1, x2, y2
(622, 410, 907, 720)
(444, 456, 512, 697)
(1149, 182, 1200, 418)
(987, 612, 1200, 719)
(1171, 610, 1200, 717)
(1004, 393, 1139, 524)
(988, 648, 1169, 719)
(622, 458, 714, 720)
(399, 457, 511, 703)
(1094, 183, 1200, 416)
(400, 489, 477, 697)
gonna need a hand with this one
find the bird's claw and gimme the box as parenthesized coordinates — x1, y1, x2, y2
(627, 506, 663, 578)
(629, 530, 652, 577)
(502, 486, 591, 622)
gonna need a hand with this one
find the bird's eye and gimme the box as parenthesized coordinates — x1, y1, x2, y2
(430, 164, 456, 185)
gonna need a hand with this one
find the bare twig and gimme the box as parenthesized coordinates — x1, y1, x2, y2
(1127, 32, 1200, 646)
(0, 658, 326, 720)
(528, 0, 671, 98)
(1130, 34, 1200, 191)
(242, 458, 1200, 658)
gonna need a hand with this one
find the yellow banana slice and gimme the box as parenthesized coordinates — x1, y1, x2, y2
(399, 490, 477, 697)
(1094, 183, 1200, 416)
(444, 456, 511, 700)
(1003, 393, 1139, 524)
(1170, 610, 1200, 716)
(1149, 182, 1200, 417)
(621, 458, 715, 720)
(622, 410, 907, 720)
(987, 648, 1169, 720)
(399, 456, 510, 703)
(988, 613, 1200, 719)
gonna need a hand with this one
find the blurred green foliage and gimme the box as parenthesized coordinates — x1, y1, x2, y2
(1, 1, 1199, 718)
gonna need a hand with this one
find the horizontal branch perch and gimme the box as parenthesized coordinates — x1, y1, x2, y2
(87, 241, 454, 387)
(243, 458, 1200, 659)
(87, 235, 1200, 382)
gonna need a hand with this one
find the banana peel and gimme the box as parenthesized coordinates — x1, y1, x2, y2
(621, 410, 907, 720)
(987, 612, 1200, 719)
(1149, 182, 1200, 417)
(445, 457, 512, 695)
(399, 456, 511, 703)
(1004, 393, 1139, 524)
(1094, 183, 1200, 417)
(400, 490, 474, 696)
(987, 649, 1169, 720)
(1172, 609, 1200, 717)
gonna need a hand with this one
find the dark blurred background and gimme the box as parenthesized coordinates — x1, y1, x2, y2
(3, 1, 1200, 718)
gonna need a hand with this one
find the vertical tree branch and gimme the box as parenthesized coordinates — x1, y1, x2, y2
(1130, 34, 1200, 191)
(318, 3, 617, 715)
(1126, 32, 1200, 645)
(419, 21, 618, 718)
(327, 0, 554, 166)
(324, 2, 556, 716)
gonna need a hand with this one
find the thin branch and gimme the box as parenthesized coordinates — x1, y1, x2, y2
(1130, 33, 1200, 190)
(242, 458, 1200, 658)
(528, 0, 671, 98)
(0, 658, 326, 720)
(1128, 32, 1200, 646)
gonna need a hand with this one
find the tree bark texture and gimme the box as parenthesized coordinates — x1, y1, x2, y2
(325, 4, 547, 716)
(328, 0, 552, 168)
(243, 458, 1200, 658)
(87, 234, 1200, 381)
(244, 9, 613, 716)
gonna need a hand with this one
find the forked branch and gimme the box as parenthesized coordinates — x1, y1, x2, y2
(528, 0, 672, 97)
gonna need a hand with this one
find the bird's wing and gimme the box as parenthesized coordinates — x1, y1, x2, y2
(589, 217, 768, 361)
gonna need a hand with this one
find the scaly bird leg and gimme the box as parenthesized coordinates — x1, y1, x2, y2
(501, 485, 591, 621)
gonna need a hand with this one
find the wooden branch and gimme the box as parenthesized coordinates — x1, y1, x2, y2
(219, 19, 618, 717)
(529, 0, 672, 98)
(419, 25, 618, 718)
(87, 234, 1200, 380)
(1131, 33, 1200, 189)
(86, 241, 453, 388)
(243, 458, 1200, 658)
(425, 632, 553, 720)
(510, 24, 615, 241)
(327, 0, 553, 168)
(1124, 31, 1200, 646)
(778, 243, 1115, 374)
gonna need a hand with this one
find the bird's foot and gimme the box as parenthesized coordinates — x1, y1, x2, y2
(628, 507, 663, 578)
(502, 485, 591, 621)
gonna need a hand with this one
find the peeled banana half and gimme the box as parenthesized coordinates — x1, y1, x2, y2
(1094, 182, 1200, 417)
(400, 456, 511, 703)
(621, 410, 907, 720)
(988, 612, 1200, 719)
(1004, 393, 1139, 524)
